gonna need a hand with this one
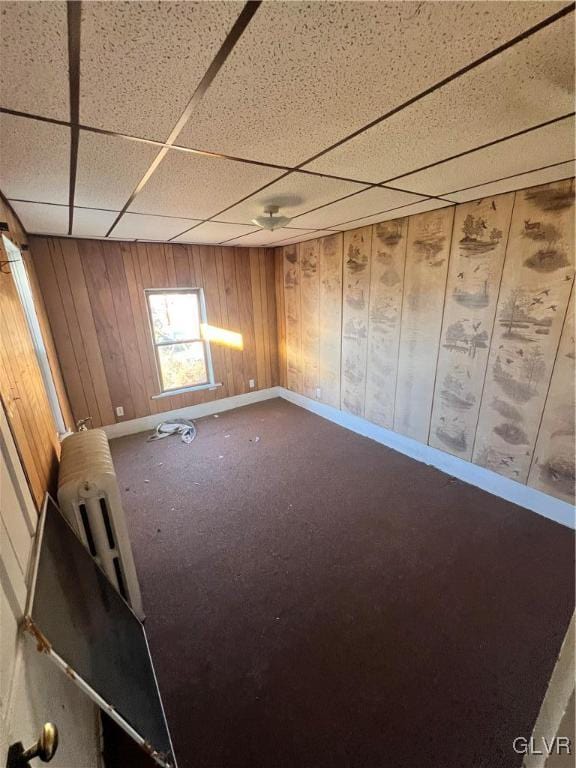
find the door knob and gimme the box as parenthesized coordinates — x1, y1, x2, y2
(6, 723, 59, 767)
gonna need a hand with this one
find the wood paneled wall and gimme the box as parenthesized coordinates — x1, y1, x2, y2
(29, 238, 279, 428)
(0, 199, 72, 508)
(276, 178, 575, 504)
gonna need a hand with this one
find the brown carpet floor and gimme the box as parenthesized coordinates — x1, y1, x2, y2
(110, 398, 574, 768)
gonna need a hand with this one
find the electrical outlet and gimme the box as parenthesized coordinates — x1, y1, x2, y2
(248, 379, 255, 389)
(316, 387, 321, 399)
(116, 406, 124, 417)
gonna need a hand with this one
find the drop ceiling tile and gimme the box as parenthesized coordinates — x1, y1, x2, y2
(292, 187, 424, 230)
(128, 150, 283, 220)
(10, 201, 68, 235)
(218, 172, 368, 225)
(445, 161, 576, 203)
(392, 116, 575, 197)
(305, 13, 575, 182)
(79, 1, 244, 139)
(0, 1, 69, 120)
(0, 114, 69, 203)
(75, 131, 160, 210)
(177, 1, 568, 166)
(331, 199, 454, 231)
(73, 208, 120, 238)
(111, 213, 201, 241)
(225, 228, 317, 247)
(172, 221, 257, 244)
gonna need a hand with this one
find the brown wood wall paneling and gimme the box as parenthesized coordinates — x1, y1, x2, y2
(275, 178, 576, 505)
(0, 199, 73, 509)
(29, 237, 279, 429)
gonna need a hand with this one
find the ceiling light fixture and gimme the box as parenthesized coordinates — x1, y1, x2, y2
(252, 205, 292, 231)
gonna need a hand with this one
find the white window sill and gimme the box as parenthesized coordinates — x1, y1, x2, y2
(151, 382, 222, 400)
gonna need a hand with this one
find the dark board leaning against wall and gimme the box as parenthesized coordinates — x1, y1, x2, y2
(276, 178, 575, 504)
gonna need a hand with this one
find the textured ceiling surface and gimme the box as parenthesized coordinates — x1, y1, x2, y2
(0, 0, 574, 246)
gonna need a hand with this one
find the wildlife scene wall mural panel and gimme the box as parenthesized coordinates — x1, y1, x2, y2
(364, 218, 408, 429)
(528, 288, 574, 503)
(341, 227, 372, 416)
(275, 176, 575, 503)
(300, 239, 320, 400)
(429, 193, 515, 459)
(472, 179, 575, 483)
(318, 233, 343, 409)
(283, 244, 303, 394)
(394, 207, 454, 442)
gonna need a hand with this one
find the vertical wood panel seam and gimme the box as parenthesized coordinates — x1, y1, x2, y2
(469, 192, 519, 459)
(425, 210, 456, 444)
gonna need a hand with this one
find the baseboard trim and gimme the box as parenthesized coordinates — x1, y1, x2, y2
(277, 388, 575, 530)
(103, 384, 573, 528)
(103, 387, 282, 439)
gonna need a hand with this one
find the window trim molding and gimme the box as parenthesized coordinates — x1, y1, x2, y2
(151, 381, 222, 400)
(144, 287, 216, 396)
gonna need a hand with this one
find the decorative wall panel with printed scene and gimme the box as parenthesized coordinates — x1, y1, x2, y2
(275, 177, 575, 503)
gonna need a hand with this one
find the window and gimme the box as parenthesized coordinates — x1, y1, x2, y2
(145, 288, 215, 395)
(3, 235, 67, 433)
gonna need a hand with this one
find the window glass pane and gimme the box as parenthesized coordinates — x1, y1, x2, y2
(157, 341, 207, 390)
(148, 292, 200, 343)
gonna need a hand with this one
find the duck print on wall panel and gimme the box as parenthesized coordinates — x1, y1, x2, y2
(528, 288, 575, 503)
(341, 226, 372, 416)
(429, 193, 514, 459)
(394, 206, 454, 442)
(300, 240, 320, 400)
(283, 243, 303, 394)
(364, 218, 408, 428)
(472, 178, 575, 482)
(318, 233, 343, 408)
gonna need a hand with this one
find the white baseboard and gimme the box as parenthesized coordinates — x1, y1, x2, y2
(103, 387, 282, 439)
(103, 384, 574, 529)
(278, 387, 575, 530)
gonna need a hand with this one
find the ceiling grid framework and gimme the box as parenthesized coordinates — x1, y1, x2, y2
(0, 1, 574, 245)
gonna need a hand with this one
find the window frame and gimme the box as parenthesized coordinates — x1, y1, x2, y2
(3, 235, 67, 433)
(144, 287, 216, 397)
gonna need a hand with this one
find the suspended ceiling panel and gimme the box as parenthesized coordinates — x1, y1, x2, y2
(10, 202, 68, 235)
(112, 213, 202, 241)
(331, 199, 454, 231)
(225, 228, 317, 247)
(218, 172, 368, 225)
(73, 208, 120, 238)
(0, 114, 69, 204)
(79, 1, 244, 140)
(305, 13, 575, 183)
(392, 115, 575, 197)
(127, 150, 283, 221)
(75, 131, 160, 210)
(177, 1, 568, 166)
(445, 161, 576, 203)
(0, 1, 69, 120)
(172, 221, 256, 244)
(292, 187, 424, 230)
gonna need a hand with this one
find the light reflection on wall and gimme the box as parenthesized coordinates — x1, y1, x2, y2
(201, 324, 244, 350)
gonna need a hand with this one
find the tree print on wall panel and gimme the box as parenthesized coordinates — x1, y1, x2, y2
(300, 240, 320, 400)
(364, 218, 408, 428)
(283, 243, 303, 394)
(394, 207, 454, 442)
(319, 233, 343, 408)
(472, 178, 575, 481)
(341, 226, 372, 416)
(528, 287, 575, 503)
(429, 193, 514, 459)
